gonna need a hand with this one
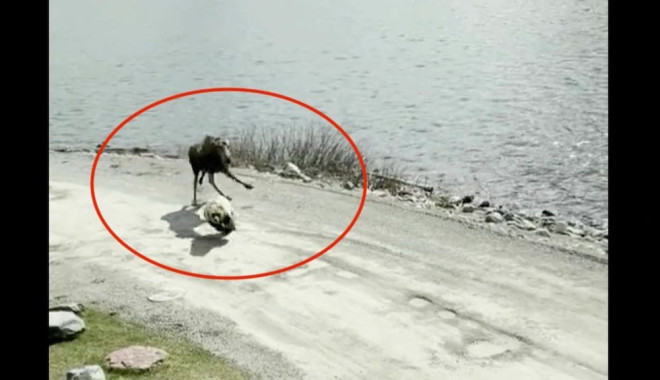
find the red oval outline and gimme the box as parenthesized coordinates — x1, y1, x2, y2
(90, 87, 368, 280)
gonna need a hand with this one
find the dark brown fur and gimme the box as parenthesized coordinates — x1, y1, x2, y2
(188, 136, 253, 205)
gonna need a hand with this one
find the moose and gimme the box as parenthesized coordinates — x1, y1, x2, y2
(188, 136, 253, 205)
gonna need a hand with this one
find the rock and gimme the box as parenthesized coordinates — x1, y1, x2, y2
(461, 195, 474, 204)
(50, 311, 85, 342)
(554, 222, 569, 235)
(433, 196, 453, 208)
(582, 225, 599, 237)
(485, 212, 504, 223)
(66, 365, 106, 380)
(371, 189, 389, 198)
(567, 226, 584, 236)
(594, 229, 608, 240)
(399, 194, 415, 202)
(540, 216, 556, 227)
(342, 181, 355, 190)
(516, 219, 537, 231)
(462, 205, 475, 213)
(478, 200, 490, 208)
(49, 303, 85, 315)
(147, 287, 185, 302)
(503, 212, 515, 221)
(541, 209, 555, 217)
(105, 346, 168, 372)
(448, 195, 462, 205)
(280, 162, 312, 182)
(535, 228, 551, 238)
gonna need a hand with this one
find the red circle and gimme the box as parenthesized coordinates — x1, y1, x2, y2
(90, 87, 368, 280)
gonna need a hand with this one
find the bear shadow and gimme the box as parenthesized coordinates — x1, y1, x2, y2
(161, 204, 229, 257)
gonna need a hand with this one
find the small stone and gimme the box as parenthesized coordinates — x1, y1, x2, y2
(540, 216, 556, 227)
(479, 200, 490, 208)
(503, 212, 515, 221)
(434, 196, 453, 208)
(50, 311, 85, 342)
(66, 365, 105, 380)
(462, 205, 475, 213)
(105, 346, 168, 372)
(342, 181, 355, 190)
(448, 196, 462, 205)
(371, 189, 389, 198)
(50, 303, 85, 315)
(400, 194, 415, 202)
(541, 210, 555, 217)
(535, 228, 551, 238)
(516, 219, 537, 231)
(461, 195, 474, 204)
(485, 212, 504, 223)
(567, 226, 584, 236)
(554, 222, 569, 235)
(148, 288, 185, 302)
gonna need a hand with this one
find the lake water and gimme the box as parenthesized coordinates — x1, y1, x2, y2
(49, 0, 608, 227)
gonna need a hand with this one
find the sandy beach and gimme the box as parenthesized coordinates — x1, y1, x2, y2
(49, 151, 607, 379)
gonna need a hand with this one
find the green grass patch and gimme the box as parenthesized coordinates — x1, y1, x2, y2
(49, 308, 248, 380)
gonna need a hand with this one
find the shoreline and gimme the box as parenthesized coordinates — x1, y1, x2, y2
(50, 146, 608, 261)
(50, 142, 609, 233)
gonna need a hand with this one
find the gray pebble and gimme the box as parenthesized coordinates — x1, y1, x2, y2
(535, 228, 551, 238)
(485, 213, 504, 223)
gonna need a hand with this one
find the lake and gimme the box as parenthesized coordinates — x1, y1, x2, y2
(49, 0, 608, 227)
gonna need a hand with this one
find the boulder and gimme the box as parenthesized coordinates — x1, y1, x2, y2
(461, 195, 474, 204)
(66, 365, 105, 380)
(105, 346, 168, 372)
(478, 200, 490, 208)
(50, 311, 85, 342)
(462, 205, 475, 213)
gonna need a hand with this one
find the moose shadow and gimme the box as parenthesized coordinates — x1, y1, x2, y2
(161, 204, 229, 257)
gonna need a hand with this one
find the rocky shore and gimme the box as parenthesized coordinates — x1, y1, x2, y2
(53, 145, 608, 261)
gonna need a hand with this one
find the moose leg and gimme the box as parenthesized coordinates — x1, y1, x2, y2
(192, 170, 200, 205)
(224, 169, 254, 190)
(199, 171, 205, 185)
(208, 173, 232, 200)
